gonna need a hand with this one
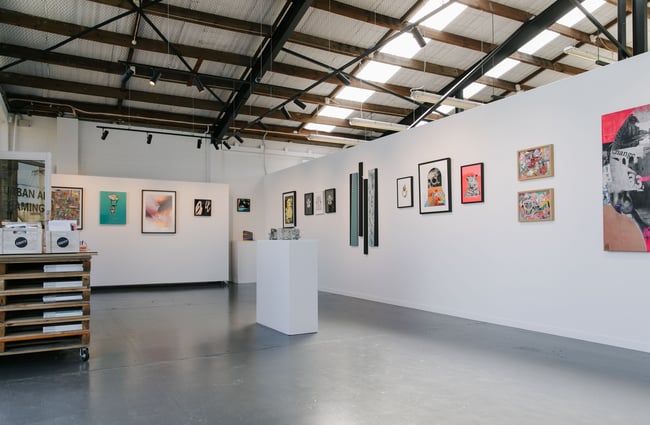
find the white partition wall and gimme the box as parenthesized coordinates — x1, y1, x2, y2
(260, 53, 650, 353)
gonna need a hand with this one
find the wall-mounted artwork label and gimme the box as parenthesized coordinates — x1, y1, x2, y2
(460, 163, 484, 204)
(325, 188, 336, 213)
(602, 103, 650, 251)
(99, 191, 127, 225)
(237, 198, 250, 212)
(518, 144, 554, 180)
(51, 186, 83, 229)
(304, 193, 314, 216)
(396, 176, 413, 208)
(283, 191, 296, 228)
(418, 158, 452, 214)
(142, 190, 176, 233)
(194, 199, 212, 216)
(518, 188, 554, 222)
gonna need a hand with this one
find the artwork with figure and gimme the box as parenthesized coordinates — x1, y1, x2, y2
(282, 191, 296, 228)
(100, 191, 126, 225)
(418, 158, 452, 214)
(142, 190, 176, 233)
(602, 103, 650, 251)
(460, 163, 484, 204)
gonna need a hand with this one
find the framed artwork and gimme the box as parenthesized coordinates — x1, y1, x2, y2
(518, 144, 554, 181)
(325, 188, 336, 213)
(602, 103, 650, 251)
(418, 158, 452, 214)
(314, 191, 324, 215)
(518, 188, 554, 222)
(349, 173, 359, 246)
(460, 163, 484, 204)
(396, 176, 413, 208)
(282, 191, 296, 228)
(304, 192, 314, 216)
(368, 168, 378, 248)
(51, 186, 83, 229)
(194, 199, 212, 216)
(237, 198, 250, 212)
(142, 190, 176, 233)
(99, 191, 127, 225)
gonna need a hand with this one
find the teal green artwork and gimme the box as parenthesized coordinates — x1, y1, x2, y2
(100, 191, 127, 224)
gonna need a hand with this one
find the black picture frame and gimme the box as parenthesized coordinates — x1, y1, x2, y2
(396, 176, 413, 208)
(325, 188, 336, 213)
(194, 199, 212, 216)
(51, 186, 84, 229)
(418, 158, 452, 214)
(304, 192, 314, 215)
(460, 162, 484, 204)
(237, 198, 250, 212)
(282, 191, 297, 228)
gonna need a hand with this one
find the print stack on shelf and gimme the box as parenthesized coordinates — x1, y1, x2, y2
(0, 252, 95, 361)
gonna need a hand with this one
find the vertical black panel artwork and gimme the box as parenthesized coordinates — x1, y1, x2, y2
(349, 173, 359, 247)
(363, 178, 369, 255)
(358, 162, 364, 237)
(372, 168, 379, 247)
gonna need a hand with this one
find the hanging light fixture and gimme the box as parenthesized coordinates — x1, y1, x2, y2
(149, 70, 161, 86)
(411, 27, 427, 48)
(335, 72, 351, 86)
(349, 117, 409, 132)
(233, 134, 244, 144)
(101, 129, 109, 140)
(193, 76, 205, 92)
(281, 106, 292, 120)
(120, 66, 135, 84)
(293, 99, 307, 110)
(146, 133, 153, 144)
(196, 139, 202, 149)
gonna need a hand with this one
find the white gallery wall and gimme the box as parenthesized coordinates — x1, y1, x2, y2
(261, 52, 650, 353)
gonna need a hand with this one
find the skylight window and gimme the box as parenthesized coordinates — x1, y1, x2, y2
(381, 33, 428, 59)
(556, 0, 605, 27)
(356, 61, 400, 84)
(462, 82, 486, 99)
(410, 1, 467, 31)
(436, 104, 455, 115)
(335, 87, 375, 103)
(318, 106, 354, 119)
(518, 30, 559, 55)
(304, 123, 335, 133)
(485, 58, 521, 79)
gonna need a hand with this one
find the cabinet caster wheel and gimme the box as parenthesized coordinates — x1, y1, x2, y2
(80, 347, 89, 361)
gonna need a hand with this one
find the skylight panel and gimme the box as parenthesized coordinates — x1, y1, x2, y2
(556, 0, 605, 27)
(318, 106, 354, 119)
(462, 82, 486, 99)
(356, 61, 400, 84)
(335, 87, 375, 103)
(485, 58, 521, 79)
(518, 30, 559, 55)
(304, 123, 335, 132)
(410, 1, 467, 31)
(381, 33, 428, 59)
(436, 104, 455, 115)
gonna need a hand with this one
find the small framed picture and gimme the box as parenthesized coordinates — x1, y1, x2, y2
(304, 193, 314, 215)
(283, 191, 296, 228)
(396, 176, 413, 208)
(460, 163, 484, 204)
(142, 190, 176, 233)
(418, 158, 452, 214)
(237, 198, 250, 212)
(517, 144, 554, 181)
(518, 188, 554, 222)
(314, 191, 324, 215)
(194, 199, 212, 216)
(325, 188, 336, 213)
(51, 186, 83, 229)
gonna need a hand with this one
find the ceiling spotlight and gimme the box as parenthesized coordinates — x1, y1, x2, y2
(256, 121, 268, 130)
(196, 139, 202, 149)
(100, 129, 109, 140)
(411, 27, 427, 48)
(335, 72, 351, 86)
(293, 98, 307, 110)
(149, 69, 161, 86)
(222, 141, 231, 150)
(120, 67, 134, 84)
(281, 106, 292, 120)
(234, 134, 244, 144)
(193, 76, 205, 92)
(146, 133, 152, 144)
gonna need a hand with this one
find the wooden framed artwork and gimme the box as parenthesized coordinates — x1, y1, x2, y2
(142, 190, 176, 233)
(518, 144, 554, 181)
(283, 191, 296, 228)
(460, 163, 484, 204)
(418, 158, 452, 214)
(325, 188, 336, 213)
(237, 198, 250, 212)
(194, 199, 212, 216)
(304, 192, 314, 216)
(51, 186, 83, 229)
(396, 176, 413, 208)
(99, 191, 127, 225)
(518, 188, 554, 222)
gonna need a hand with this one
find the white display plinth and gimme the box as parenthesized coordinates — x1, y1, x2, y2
(256, 240, 318, 335)
(231, 241, 257, 283)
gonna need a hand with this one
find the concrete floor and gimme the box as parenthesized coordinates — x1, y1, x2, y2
(2, 283, 650, 425)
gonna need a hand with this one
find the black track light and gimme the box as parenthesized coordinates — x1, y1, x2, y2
(120, 67, 134, 84)
(281, 106, 292, 120)
(335, 72, 351, 86)
(223, 141, 231, 150)
(212, 140, 220, 150)
(256, 121, 268, 130)
(149, 69, 161, 86)
(234, 134, 244, 144)
(146, 133, 152, 144)
(411, 27, 427, 48)
(194, 76, 205, 92)
(196, 139, 202, 149)
(293, 98, 307, 110)
(101, 129, 109, 140)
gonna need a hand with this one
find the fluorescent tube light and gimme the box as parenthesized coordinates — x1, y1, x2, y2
(563, 46, 615, 64)
(410, 90, 482, 110)
(349, 118, 409, 132)
(307, 134, 363, 146)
